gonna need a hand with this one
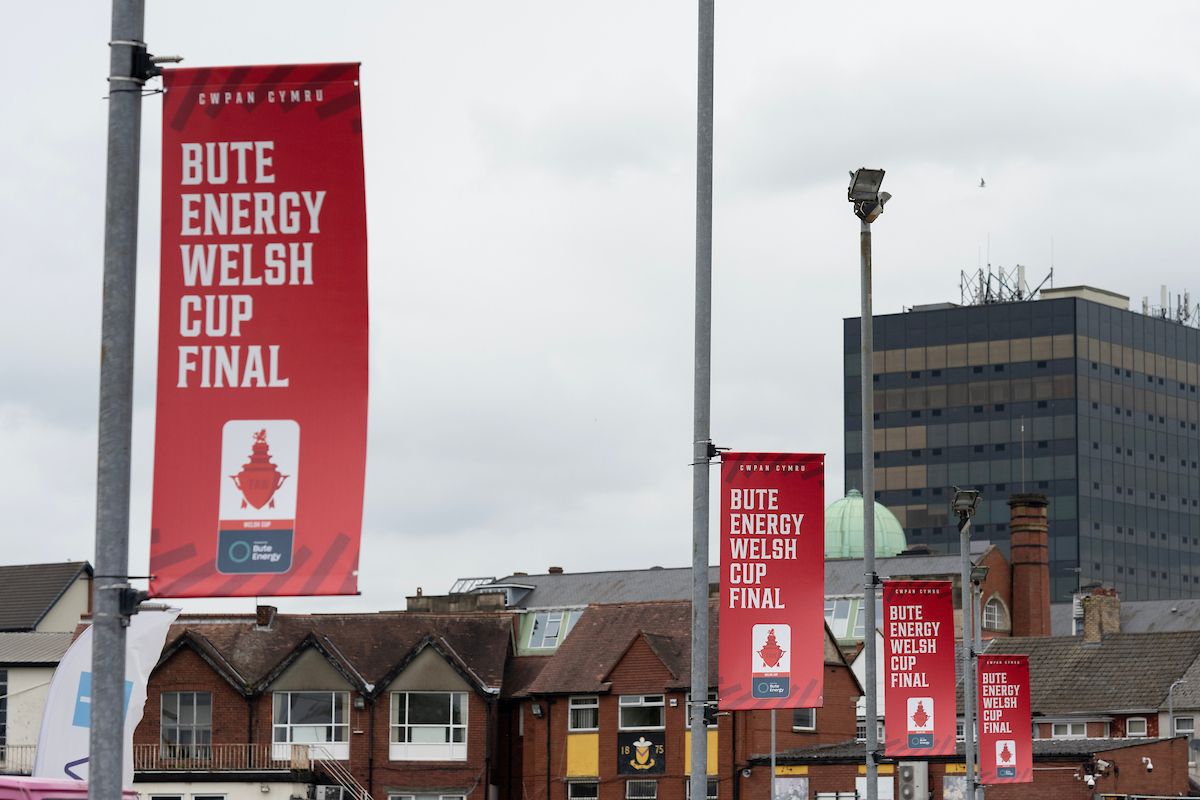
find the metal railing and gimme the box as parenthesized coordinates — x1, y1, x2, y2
(0, 744, 36, 774)
(309, 746, 372, 800)
(133, 743, 310, 771)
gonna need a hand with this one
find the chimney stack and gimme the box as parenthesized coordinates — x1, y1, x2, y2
(256, 605, 277, 629)
(1082, 587, 1120, 643)
(1008, 493, 1050, 636)
(548, 566, 564, 574)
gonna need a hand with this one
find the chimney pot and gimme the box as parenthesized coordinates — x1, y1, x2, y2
(548, 566, 564, 574)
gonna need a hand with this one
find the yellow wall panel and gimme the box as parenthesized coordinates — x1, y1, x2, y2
(566, 733, 599, 777)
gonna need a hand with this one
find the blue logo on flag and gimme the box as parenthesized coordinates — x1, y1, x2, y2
(73, 672, 133, 728)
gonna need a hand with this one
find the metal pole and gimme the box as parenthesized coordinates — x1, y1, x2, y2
(771, 709, 777, 800)
(92, 1, 145, 799)
(973, 578, 984, 800)
(690, 3, 714, 800)
(860, 219, 878, 800)
(959, 516, 976, 800)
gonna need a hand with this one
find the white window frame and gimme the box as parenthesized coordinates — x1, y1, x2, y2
(1126, 717, 1147, 737)
(626, 780, 658, 800)
(529, 611, 577, 649)
(1176, 716, 1195, 736)
(1051, 722, 1087, 739)
(983, 598, 1005, 630)
(792, 707, 816, 731)
(569, 696, 599, 732)
(389, 691, 469, 761)
(619, 695, 665, 730)
(686, 691, 718, 729)
(271, 691, 350, 760)
(160, 691, 213, 757)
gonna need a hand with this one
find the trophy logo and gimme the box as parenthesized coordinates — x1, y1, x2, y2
(996, 740, 1017, 777)
(906, 696, 934, 749)
(751, 624, 791, 699)
(217, 420, 299, 574)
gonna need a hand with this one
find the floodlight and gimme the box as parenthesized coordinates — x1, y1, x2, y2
(848, 169, 886, 202)
(952, 488, 980, 516)
(970, 565, 990, 584)
(848, 168, 891, 223)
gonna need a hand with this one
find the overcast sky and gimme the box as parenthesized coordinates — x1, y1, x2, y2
(3, 2, 1199, 615)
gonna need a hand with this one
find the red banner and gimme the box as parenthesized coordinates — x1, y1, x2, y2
(883, 581, 956, 756)
(149, 64, 368, 598)
(978, 655, 1032, 784)
(717, 453, 824, 710)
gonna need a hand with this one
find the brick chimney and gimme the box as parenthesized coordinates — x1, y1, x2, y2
(1082, 587, 1120, 643)
(256, 605, 277, 629)
(1008, 493, 1050, 637)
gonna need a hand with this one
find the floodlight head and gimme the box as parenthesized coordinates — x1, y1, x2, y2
(848, 169, 890, 222)
(848, 169, 886, 201)
(970, 565, 990, 584)
(951, 488, 980, 516)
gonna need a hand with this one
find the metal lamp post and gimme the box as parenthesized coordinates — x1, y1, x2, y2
(953, 488, 981, 800)
(849, 167, 890, 800)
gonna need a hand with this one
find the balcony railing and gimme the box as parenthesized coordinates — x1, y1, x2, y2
(0, 744, 37, 775)
(133, 743, 311, 772)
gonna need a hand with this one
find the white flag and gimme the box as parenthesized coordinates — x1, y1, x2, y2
(33, 607, 180, 786)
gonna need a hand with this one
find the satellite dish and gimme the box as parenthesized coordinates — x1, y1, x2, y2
(1189, 739, 1200, 750)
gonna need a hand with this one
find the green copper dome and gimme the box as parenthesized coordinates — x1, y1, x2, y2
(824, 489, 907, 559)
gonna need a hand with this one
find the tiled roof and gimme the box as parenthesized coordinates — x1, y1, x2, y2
(1051, 598, 1200, 637)
(826, 554, 964, 596)
(501, 655, 551, 699)
(158, 611, 512, 696)
(983, 632, 1200, 714)
(0, 562, 90, 631)
(521, 600, 719, 695)
(488, 567, 720, 608)
(0, 631, 74, 665)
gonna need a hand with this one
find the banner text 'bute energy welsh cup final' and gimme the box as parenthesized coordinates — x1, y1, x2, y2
(719, 453, 824, 710)
(150, 64, 368, 598)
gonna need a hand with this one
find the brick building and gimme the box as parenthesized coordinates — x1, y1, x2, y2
(133, 609, 512, 800)
(510, 600, 862, 800)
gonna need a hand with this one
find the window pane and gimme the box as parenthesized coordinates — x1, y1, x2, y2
(620, 706, 663, 728)
(569, 784, 599, 800)
(451, 693, 464, 725)
(195, 693, 212, 725)
(179, 693, 194, 725)
(274, 694, 288, 725)
(530, 613, 549, 647)
(409, 693, 451, 725)
(162, 695, 179, 725)
(571, 708, 599, 729)
(411, 726, 449, 743)
(291, 693, 333, 725)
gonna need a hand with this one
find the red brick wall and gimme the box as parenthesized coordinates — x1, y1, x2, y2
(733, 664, 860, 768)
(140, 643, 501, 800)
(978, 546, 1012, 639)
(606, 638, 675, 694)
(137, 645, 250, 745)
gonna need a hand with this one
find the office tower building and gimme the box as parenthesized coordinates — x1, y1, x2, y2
(845, 285, 1200, 601)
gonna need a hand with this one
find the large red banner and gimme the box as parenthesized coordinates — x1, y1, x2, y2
(150, 64, 368, 598)
(883, 581, 956, 756)
(977, 655, 1032, 784)
(718, 453, 824, 710)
